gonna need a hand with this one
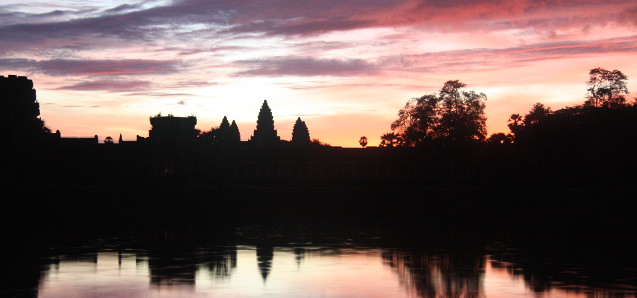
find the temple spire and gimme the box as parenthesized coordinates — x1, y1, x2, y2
(291, 117, 310, 145)
(250, 100, 280, 145)
(230, 120, 240, 143)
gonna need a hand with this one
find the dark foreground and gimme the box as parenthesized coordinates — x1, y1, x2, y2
(2, 184, 635, 238)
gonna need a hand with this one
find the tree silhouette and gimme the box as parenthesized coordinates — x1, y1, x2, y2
(508, 103, 553, 140)
(523, 103, 552, 126)
(291, 117, 310, 144)
(104, 136, 113, 144)
(390, 80, 486, 146)
(437, 80, 487, 143)
(507, 113, 524, 137)
(585, 67, 629, 108)
(359, 136, 368, 148)
(486, 133, 513, 144)
(391, 94, 438, 146)
(310, 138, 330, 147)
(379, 132, 402, 147)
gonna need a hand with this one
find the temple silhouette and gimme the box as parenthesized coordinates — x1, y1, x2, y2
(0, 74, 310, 148)
(2, 74, 636, 188)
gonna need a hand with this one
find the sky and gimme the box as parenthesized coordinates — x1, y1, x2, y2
(1, 0, 636, 147)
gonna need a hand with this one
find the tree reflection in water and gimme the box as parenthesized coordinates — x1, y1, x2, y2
(147, 245, 238, 286)
(382, 248, 485, 298)
(487, 244, 637, 296)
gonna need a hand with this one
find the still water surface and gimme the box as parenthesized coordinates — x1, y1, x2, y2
(24, 238, 634, 298)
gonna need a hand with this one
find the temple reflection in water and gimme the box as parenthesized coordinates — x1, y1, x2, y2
(0, 241, 621, 298)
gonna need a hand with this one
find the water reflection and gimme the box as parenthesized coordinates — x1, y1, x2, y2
(382, 249, 485, 297)
(487, 244, 637, 297)
(8, 239, 629, 297)
(256, 243, 274, 281)
(147, 245, 238, 288)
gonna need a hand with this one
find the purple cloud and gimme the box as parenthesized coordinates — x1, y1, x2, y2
(57, 80, 152, 92)
(0, 58, 179, 76)
(1, 0, 634, 53)
(38, 59, 178, 76)
(171, 81, 216, 88)
(104, 4, 142, 14)
(125, 92, 197, 97)
(234, 57, 377, 77)
(619, 5, 637, 26)
(221, 18, 375, 36)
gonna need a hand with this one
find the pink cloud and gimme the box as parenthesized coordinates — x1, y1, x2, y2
(381, 35, 637, 74)
(230, 35, 637, 78)
(57, 80, 152, 92)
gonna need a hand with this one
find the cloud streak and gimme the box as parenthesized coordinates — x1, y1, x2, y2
(231, 36, 637, 77)
(0, 58, 180, 76)
(383, 35, 637, 73)
(234, 57, 377, 77)
(58, 80, 152, 92)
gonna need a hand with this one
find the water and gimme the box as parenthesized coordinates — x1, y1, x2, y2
(5, 233, 636, 297)
(2, 186, 637, 297)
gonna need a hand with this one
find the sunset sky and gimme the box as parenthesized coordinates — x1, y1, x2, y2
(1, 0, 636, 147)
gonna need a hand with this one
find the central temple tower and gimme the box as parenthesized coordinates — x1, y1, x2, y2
(249, 100, 280, 145)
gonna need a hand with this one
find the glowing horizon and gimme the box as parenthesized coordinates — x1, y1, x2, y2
(2, 0, 636, 146)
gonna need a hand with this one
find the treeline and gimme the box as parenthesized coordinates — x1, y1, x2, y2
(371, 67, 637, 187)
(379, 67, 634, 147)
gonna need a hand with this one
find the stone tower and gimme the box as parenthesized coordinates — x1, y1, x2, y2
(250, 100, 280, 145)
(0, 75, 49, 140)
(291, 117, 310, 144)
(0, 75, 40, 121)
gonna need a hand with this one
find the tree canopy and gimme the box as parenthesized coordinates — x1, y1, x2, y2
(585, 67, 629, 108)
(359, 136, 368, 148)
(379, 132, 402, 147)
(508, 102, 553, 139)
(389, 80, 487, 146)
(486, 132, 513, 144)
